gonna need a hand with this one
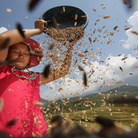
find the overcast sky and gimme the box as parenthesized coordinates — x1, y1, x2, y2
(0, 0, 138, 100)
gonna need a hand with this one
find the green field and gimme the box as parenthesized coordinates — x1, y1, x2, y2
(44, 102, 138, 131)
(43, 85, 138, 131)
(66, 104, 138, 130)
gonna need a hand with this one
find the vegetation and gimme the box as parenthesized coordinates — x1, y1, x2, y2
(42, 85, 138, 130)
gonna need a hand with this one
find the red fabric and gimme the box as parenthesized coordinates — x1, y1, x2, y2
(23, 38, 42, 68)
(0, 65, 48, 137)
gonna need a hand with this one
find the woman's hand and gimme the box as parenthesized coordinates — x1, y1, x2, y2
(34, 19, 47, 34)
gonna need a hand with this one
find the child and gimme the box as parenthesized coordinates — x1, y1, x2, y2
(0, 19, 73, 137)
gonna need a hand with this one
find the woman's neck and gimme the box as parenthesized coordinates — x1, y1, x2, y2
(14, 66, 26, 70)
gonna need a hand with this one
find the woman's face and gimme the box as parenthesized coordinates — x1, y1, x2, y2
(7, 43, 30, 69)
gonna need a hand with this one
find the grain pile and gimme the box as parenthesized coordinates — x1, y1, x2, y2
(44, 25, 85, 42)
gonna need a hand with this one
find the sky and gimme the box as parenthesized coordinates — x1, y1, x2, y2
(0, 0, 138, 100)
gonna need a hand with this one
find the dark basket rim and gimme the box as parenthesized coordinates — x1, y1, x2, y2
(41, 5, 89, 30)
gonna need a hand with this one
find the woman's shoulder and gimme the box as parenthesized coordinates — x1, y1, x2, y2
(0, 64, 12, 72)
(0, 65, 13, 79)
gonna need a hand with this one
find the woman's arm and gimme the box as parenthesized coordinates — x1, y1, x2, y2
(0, 19, 46, 62)
(40, 44, 73, 84)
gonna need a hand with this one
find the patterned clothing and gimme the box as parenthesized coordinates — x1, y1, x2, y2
(0, 65, 48, 137)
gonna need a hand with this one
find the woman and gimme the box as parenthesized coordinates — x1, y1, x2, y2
(0, 19, 73, 137)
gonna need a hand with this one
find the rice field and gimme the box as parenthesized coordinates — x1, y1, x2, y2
(43, 86, 138, 131)
(66, 104, 138, 130)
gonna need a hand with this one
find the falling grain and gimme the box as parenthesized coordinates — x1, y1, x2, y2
(81, 15, 87, 18)
(6, 119, 16, 127)
(30, 50, 43, 57)
(63, 6, 65, 12)
(113, 26, 118, 31)
(6, 9, 12, 13)
(83, 72, 87, 86)
(0, 98, 4, 111)
(0, 38, 10, 49)
(78, 65, 84, 71)
(74, 14, 78, 20)
(123, 0, 128, 4)
(119, 66, 124, 72)
(74, 22, 77, 27)
(121, 57, 128, 60)
(93, 8, 96, 12)
(28, 0, 41, 11)
(95, 116, 115, 127)
(78, 53, 85, 57)
(34, 101, 44, 106)
(0, 58, 19, 66)
(16, 23, 26, 38)
(108, 83, 115, 88)
(43, 64, 51, 78)
(48, 43, 54, 50)
(88, 37, 92, 44)
(103, 16, 110, 19)
(130, 30, 138, 35)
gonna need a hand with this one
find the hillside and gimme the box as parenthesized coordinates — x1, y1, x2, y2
(42, 84, 138, 113)
(85, 84, 138, 98)
(40, 98, 49, 107)
(104, 84, 138, 93)
(42, 85, 138, 131)
(56, 84, 138, 102)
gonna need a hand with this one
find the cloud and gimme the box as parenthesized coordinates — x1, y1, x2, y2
(0, 27, 8, 34)
(122, 11, 138, 49)
(106, 54, 138, 76)
(40, 54, 138, 100)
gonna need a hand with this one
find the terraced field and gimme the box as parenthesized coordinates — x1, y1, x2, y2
(66, 104, 138, 130)
(43, 85, 138, 131)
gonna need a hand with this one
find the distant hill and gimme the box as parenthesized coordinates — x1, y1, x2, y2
(84, 84, 138, 98)
(55, 84, 138, 105)
(41, 85, 138, 109)
(105, 84, 138, 93)
(41, 85, 138, 113)
(40, 98, 49, 107)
